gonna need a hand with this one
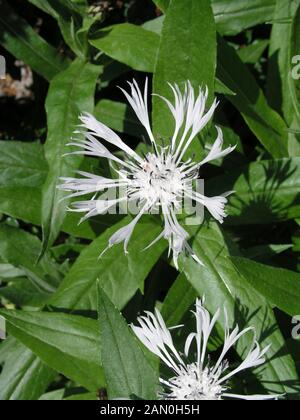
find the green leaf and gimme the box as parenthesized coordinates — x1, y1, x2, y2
(0, 141, 47, 226)
(0, 141, 98, 240)
(267, 0, 300, 122)
(0, 264, 24, 279)
(49, 217, 167, 311)
(288, 3, 300, 154)
(27, 0, 58, 17)
(0, 309, 104, 391)
(90, 24, 158, 72)
(0, 224, 62, 292)
(94, 100, 144, 138)
(231, 257, 300, 317)
(181, 223, 299, 397)
(0, 141, 46, 188)
(98, 286, 158, 399)
(52, 0, 94, 59)
(28, 0, 91, 55)
(212, 0, 276, 35)
(49, 0, 86, 15)
(29, 0, 85, 16)
(62, 213, 98, 239)
(217, 36, 289, 158)
(267, 0, 300, 155)
(0, 277, 51, 307)
(41, 59, 101, 255)
(161, 273, 197, 327)
(0, 337, 55, 400)
(238, 40, 269, 64)
(154, 0, 277, 36)
(208, 157, 300, 224)
(57, 17, 84, 58)
(89, 23, 229, 97)
(0, 0, 68, 81)
(152, 0, 216, 138)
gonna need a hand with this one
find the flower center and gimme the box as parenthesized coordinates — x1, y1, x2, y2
(133, 152, 186, 208)
(165, 364, 223, 400)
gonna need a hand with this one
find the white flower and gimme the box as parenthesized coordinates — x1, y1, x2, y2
(132, 299, 279, 400)
(58, 80, 235, 268)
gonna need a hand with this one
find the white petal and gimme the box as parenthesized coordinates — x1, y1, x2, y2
(175, 92, 219, 163)
(120, 79, 157, 147)
(200, 126, 236, 166)
(79, 113, 143, 163)
(213, 326, 254, 375)
(190, 192, 230, 224)
(161, 207, 203, 268)
(218, 341, 271, 384)
(69, 197, 126, 223)
(107, 205, 147, 253)
(58, 173, 128, 200)
(155, 83, 187, 150)
(131, 309, 185, 375)
(184, 332, 197, 358)
(67, 133, 138, 171)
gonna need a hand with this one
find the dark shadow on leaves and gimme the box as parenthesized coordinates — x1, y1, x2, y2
(226, 159, 300, 225)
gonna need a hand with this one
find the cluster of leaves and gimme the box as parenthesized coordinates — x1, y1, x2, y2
(0, 0, 300, 400)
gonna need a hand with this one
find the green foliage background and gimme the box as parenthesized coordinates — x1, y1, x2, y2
(0, 0, 300, 400)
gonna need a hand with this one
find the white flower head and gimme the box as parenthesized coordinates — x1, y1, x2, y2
(132, 299, 279, 400)
(58, 80, 235, 268)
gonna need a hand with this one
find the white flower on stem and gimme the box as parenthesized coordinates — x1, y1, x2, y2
(58, 80, 235, 268)
(132, 299, 279, 400)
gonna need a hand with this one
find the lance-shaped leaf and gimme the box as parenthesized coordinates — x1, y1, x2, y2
(98, 286, 158, 399)
(290, 3, 300, 118)
(267, 0, 300, 123)
(267, 0, 300, 155)
(212, 0, 276, 36)
(41, 59, 101, 256)
(0, 309, 104, 392)
(231, 257, 300, 317)
(0, 141, 47, 226)
(217, 36, 289, 158)
(152, 0, 216, 139)
(0, 0, 68, 81)
(288, 3, 300, 154)
(90, 23, 158, 72)
(0, 141, 102, 240)
(27, 0, 58, 17)
(161, 273, 197, 327)
(0, 224, 62, 292)
(89, 23, 229, 98)
(0, 337, 55, 400)
(154, 0, 277, 36)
